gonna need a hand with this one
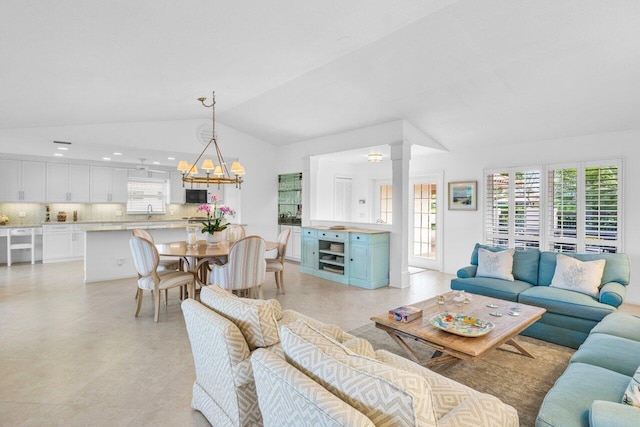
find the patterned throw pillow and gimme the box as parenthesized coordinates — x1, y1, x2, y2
(550, 254, 606, 298)
(280, 320, 438, 427)
(623, 365, 640, 407)
(476, 248, 515, 281)
(200, 285, 282, 350)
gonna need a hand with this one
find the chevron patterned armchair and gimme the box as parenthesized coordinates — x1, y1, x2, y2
(181, 285, 359, 426)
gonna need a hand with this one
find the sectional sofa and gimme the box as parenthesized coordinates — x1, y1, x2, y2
(536, 311, 640, 426)
(451, 243, 630, 348)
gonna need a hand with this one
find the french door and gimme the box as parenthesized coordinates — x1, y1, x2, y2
(408, 175, 442, 270)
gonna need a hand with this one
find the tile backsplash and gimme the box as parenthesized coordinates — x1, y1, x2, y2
(0, 203, 204, 225)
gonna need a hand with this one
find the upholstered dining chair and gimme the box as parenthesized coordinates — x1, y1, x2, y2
(209, 236, 267, 299)
(266, 228, 291, 294)
(132, 228, 182, 271)
(129, 236, 195, 322)
(132, 228, 185, 300)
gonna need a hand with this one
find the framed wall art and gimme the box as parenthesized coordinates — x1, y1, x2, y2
(448, 181, 477, 211)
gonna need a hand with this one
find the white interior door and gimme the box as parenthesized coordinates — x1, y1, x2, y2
(334, 177, 352, 221)
(408, 174, 443, 270)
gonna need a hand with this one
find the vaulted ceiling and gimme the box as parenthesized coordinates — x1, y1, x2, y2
(1, 0, 640, 162)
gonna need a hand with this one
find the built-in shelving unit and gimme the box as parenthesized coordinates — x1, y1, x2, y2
(301, 227, 389, 289)
(278, 172, 302, 225)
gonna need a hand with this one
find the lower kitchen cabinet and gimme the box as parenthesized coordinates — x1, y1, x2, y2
(280, 224, 301, 261)
(42, 224, 85, 263)
(300, 227, 389, 289)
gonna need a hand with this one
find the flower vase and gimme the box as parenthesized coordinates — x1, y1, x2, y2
(206, 230, 226, 246)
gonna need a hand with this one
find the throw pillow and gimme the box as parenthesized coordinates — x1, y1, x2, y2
(550, 254, 606, 298)
(280, 320, 438, 427)
(476, 248, 515, 281)
(200, 285, 281, 350)
(623, 365, 640, 407)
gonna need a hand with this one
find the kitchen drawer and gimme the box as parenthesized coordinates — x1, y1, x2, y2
(302, 228, 316, 237)
(317, 230, 346, 241)
(350, 233, 371, 243)
(43, 224, 76, 232)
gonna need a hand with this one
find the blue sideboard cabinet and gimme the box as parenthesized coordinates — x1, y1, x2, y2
(300, 227, 390, 289)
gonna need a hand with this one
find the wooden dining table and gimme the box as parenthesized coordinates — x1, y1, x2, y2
(156, 239, 277, 288)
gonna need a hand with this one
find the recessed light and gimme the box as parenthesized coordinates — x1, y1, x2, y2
(113, 152, 122, 156)
(57, 147, 68, 151)
(152, 161, 160, 165)
(54, 153, 64, 157)
(102, 157, 111, 161)
(167, 157, 175, 160)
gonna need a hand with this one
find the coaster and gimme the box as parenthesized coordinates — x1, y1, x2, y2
(508, 311, 521, 316)
(486, 303, 498, 308)
(489, 311, 503, 317)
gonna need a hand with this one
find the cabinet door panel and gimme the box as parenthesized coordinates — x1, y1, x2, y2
(21, 161, 46, 202)
(90, 166, 111, 202)
(109, 168, 130, 203)
(301, 238, 318, 269)
(68, 164, 90, 202)
(43, 232, 73, 261)
(349, 243, 369, 281)
(46, 163, 69, 202)
(0, 159, 22, 201)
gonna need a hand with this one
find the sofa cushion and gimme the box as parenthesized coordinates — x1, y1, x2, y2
(451, 276, 532, 302)
(470, 243, 540, 284)
(536, 362, 631, 427)
(570, 334, 640, 377)
(623, 366, 640, 408)
(550, 254, 606, 298)
(280, 320, 438, 427)
(518, 286, 615, 322)
(538, 251, 630, 287)
(200, 285, 281, 350)
(477, 248, 515, 281)
(590, 311, 640, 341)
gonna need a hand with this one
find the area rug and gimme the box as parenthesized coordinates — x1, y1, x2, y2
(348, 324, 575, 427)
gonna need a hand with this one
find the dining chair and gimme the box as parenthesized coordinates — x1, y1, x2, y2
(129, 236, 195, 322)
(132, 228, 185, 300)
(132, 228, 182, 271)
(209, 236, 267, 299)
(265, 228, 291, 294)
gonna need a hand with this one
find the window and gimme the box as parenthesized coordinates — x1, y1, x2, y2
(485, 168, 540, 249)
(547, 161, 621, 253)
(485, 159, 622, 253)
(126, 178, 168, 214)
(379, 184, 393, 224)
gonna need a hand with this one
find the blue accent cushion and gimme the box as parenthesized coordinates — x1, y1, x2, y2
(537, 363, 631, 427)
(456, 265, 477, 278)
(538, 251, 630, 286)
(599, 282, 626, 307)
(570, 334, 640, 377)
(450, 277, 532, 302)
(469, 243, 540, 284)
(591, 312, 640, 341)
(518, 286, 615, 321)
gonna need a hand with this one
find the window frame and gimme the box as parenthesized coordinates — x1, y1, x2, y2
(126, 177, 169, 215)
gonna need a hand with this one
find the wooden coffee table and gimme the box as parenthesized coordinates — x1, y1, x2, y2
(371, 291, 546, 368)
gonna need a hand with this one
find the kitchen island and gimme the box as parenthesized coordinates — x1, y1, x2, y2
(84, 222, 189, 283)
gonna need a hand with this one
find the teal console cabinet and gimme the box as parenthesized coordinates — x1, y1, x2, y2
(300, 227, 390, 289)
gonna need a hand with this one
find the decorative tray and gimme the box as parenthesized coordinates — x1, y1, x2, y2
(429, 312, 495, 337)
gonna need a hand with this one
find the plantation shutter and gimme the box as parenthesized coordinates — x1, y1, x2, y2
(485, 172, 510, 247)
(584, 163, 619, 253)
(514, 169, 541, 249)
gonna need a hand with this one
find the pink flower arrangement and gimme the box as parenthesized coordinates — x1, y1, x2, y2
(197, 194, 236, 234)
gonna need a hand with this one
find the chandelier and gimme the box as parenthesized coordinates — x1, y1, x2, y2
(177, 91, 245, 188)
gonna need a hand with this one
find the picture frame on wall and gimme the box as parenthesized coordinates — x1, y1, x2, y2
(448, 181, 477, 211)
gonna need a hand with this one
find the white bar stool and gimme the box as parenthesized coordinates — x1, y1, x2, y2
(7, 228, 35, 266)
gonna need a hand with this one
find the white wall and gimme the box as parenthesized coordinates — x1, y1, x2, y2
(411, 129, 640, 304)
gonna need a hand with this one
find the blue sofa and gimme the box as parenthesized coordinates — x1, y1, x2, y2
(536, 311, 640, 427)
(451, 244, 631, 348)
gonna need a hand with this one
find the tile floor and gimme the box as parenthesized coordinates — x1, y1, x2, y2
(0, 260, 451, 426)
(1, 260, 638, 426)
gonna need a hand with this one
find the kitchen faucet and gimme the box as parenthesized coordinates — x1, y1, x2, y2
(147, 204, 153, 220)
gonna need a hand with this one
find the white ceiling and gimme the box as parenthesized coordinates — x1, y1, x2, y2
(2, 0, 640, 163)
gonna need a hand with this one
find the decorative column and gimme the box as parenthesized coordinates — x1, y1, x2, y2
(389, 140, 411, 288)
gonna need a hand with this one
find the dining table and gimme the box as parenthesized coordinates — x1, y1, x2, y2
(156, 239, 277, 288)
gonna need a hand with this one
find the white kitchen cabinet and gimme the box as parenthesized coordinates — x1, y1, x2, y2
(46, 163, 91, 202)
(0, 159, 46, 202)
(90, 166, 130, 203)
(280, 225, 301, 261)
(42, 224, 85, 263)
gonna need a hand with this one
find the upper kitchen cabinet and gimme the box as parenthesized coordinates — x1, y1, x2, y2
(90, 166, 129, 203)
(46, 163, 91, 202)
(278, 172, 302, 225)
(0, 159, 46, 202)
